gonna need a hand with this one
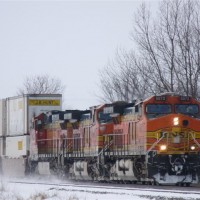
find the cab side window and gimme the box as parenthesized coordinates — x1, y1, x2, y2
(135, 103, 142, 117)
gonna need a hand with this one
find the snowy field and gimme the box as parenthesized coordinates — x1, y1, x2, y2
(0, 177, 200, 200)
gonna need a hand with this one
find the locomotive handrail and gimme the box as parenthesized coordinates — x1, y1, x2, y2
(146, 132, 167, 155)
(37, 137, 83, 141)
(104, 133, 128, 136)
(37, 138, 60, 141)
(62, 137, 83, 139)
(98, 139, 113, 157)
(190, 132, 200, 148)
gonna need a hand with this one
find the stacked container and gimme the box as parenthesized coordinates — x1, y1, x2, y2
(0, 99, 6, 156)
(0, 94, 62, 177)
(4, 94, 62, 158)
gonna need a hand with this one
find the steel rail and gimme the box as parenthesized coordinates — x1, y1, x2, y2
(7, 180, 200, 196)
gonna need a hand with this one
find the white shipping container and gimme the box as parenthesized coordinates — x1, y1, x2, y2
(6, 135, 30, 157)
(0, 99, 6, 136)
(1, 157, 26, 177)
(0, 138, 3, 156)
(6, 94, 62, 136)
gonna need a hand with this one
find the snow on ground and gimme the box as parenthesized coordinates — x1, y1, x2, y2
(0, 176, 200, 200)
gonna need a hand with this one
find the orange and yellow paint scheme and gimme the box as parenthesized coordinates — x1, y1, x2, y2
(143, 94, 200, 185)
(32, 94, 200, 185)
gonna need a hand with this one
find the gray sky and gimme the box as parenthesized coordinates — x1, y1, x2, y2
(0, 0, 158, 110)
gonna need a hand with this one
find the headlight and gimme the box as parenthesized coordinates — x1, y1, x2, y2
(160, 145, 167, 151)
(190, 145, 196, 150)
(173, 117, 179, 126)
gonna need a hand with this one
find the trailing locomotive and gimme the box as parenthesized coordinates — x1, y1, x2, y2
(30, 93, 200, 186)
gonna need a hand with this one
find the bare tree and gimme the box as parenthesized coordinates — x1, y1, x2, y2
(133, 0, 200, 98)
(17, 74, 65, 95)
(99, 49, 147, 103)
(99, 0, 200, 102)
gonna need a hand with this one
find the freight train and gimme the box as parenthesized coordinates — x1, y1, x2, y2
(27, 93, 200, 186)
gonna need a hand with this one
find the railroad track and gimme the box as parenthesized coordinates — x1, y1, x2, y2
(8, 179, 200, 196)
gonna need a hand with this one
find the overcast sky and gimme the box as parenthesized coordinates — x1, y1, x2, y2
(0, 0, 158, 110)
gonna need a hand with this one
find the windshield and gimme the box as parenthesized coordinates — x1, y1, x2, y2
(98, 112, 112, 123)
(81, 114, 91, 121)
(146, 104, 171, 119)
(175, 104, 199, 116)
(123, 107, 134, 115)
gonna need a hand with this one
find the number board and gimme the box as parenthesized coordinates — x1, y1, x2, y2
(180, 96, 190, 101)
(64, 113, 72, 120)
(103, 106, 114, 114)
(155, 96, 166, 101)
(52, 114, 59, 121)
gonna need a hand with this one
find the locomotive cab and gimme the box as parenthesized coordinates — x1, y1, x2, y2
(145, 94, 200, 185)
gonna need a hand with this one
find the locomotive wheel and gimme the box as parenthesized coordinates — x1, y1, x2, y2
(154, 182, 162, 186)
(132, 181, 137, 184)
(148, 181, 152, 185)
(152, 181, 158, 186)
(186, 183, 191, 187)
(181, 183, 184, 187)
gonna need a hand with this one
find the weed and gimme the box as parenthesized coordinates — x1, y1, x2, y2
(29, 191, 59, 200)
(68, 195, 79, 200)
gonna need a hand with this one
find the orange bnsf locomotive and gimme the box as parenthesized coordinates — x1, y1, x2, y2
(30, 93, 200, 186)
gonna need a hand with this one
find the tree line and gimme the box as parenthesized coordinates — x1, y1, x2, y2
(99, 0, 200, 103)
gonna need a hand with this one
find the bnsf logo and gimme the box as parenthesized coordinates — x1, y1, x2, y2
(161, 132, 186, 138)
(171, 132, 185, 138)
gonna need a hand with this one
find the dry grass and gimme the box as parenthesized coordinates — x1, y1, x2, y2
(29, 192, 82, 200)
(68, 195, 79, 200)
(0, 183, 79, 200)
(29, 192, 48, 200)
(29, 192, 58, 200)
